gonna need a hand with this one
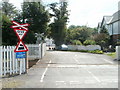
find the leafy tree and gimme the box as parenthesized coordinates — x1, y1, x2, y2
(2, 2, 18, 19)
(49, 2, 69, 47)
(22, 2, 50, 34)
(2, 2, 18, 45)
(92, 33, 110, 50)
(2, 14, 17, 45)
(100, 25, 109, 34)
(13, 2, 50, 44)
(71, 40, 82, 45)
(65, 25, 93, 44)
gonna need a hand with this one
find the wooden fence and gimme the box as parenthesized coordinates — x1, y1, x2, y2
(0, 46, 26, 77)
(0, 43, 46, 77)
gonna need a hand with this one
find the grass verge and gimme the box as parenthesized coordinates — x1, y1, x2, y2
(105, 52, 116, 58)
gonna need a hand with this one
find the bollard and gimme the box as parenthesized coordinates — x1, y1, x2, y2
(116, 46, 120, 60)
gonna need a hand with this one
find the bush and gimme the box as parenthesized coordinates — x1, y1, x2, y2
(69, 50, 103, 54)
(71, 40, 82, 45)
(83, 40, 96, 46)
(88, 50, 103, 54)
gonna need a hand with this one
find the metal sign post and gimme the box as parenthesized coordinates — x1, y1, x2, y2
(11, 21, 30, 75)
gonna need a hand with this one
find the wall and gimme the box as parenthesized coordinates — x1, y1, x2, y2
(27, 43, 46, 60)
(67, 45, 101, 51)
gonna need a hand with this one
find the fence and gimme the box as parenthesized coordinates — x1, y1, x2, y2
(0, 46, 26, 77)
(0, 43, 46, 77)
(67, 45, 101, 51)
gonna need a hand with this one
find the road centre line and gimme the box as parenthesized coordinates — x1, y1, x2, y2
(40, 60, 51, 82)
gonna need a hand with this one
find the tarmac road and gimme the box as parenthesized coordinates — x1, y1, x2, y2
(2, 51, 118, 88)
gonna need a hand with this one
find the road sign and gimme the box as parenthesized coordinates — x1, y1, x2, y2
(14, 41, 28, 52)
(16, 52, 26, 58)
(14, 29, 28, 40)
(11, 21, 29, 30)
(11, 21, 29, 52)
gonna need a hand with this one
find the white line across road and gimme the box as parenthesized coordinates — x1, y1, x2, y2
(103, 59, 114, 64)
(85, 68, 101, 83)
(73, 57, 101, 83)
(40, 60, 51, 82)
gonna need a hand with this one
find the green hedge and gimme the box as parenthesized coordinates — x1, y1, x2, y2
(83, 40, 96, 45)
(68, 50, 103, 54)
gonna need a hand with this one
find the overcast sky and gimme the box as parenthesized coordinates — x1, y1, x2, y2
(8, 0, 120, 28)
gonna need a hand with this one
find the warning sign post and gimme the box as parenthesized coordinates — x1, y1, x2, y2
(11, 21, 29, 74)
(11, 21, 29, 53)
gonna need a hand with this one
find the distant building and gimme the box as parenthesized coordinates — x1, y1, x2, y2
(45, 38, 55, 50)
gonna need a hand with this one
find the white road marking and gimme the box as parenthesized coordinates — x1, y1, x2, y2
(40, 60, 51, 82)
(85, 69, 101, 83)
(103, 59, 114, 64)
(75, 55, 77, 57)
(73, 57, 101, 83)
(56, 81, 65, 83)
(73, 58, 79, 63)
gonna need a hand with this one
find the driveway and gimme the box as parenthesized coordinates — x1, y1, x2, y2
(2, 51, 118, 88)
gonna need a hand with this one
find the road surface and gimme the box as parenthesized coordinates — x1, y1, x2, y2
(2, 51, 118, 88)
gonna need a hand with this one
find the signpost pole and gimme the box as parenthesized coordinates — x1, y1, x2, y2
(11, 21, 29, 75)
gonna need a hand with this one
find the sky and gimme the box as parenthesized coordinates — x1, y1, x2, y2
(7, 0, 120, 28)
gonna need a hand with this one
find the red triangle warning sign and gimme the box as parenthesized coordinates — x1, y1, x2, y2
(14, 41, 28, 52)
(14, 29, 28, 40)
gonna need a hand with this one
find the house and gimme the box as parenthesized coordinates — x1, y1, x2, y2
(97, 10, 120, 46)
(107, 10, 120, 45)
(97, 16, 112, 34)
(97, 22, 102, 33)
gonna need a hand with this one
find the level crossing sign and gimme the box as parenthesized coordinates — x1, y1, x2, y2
(11, 21, 29, 52)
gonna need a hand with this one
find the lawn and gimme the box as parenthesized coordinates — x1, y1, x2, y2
(105, 52, 116, 58)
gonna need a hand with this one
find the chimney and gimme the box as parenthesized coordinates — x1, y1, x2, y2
(118, 1, 120, 11)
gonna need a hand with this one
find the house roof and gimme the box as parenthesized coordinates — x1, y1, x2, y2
(97, 22, 101, 28)
(101, 16, 112, 27)
(108, 10, 120, 24)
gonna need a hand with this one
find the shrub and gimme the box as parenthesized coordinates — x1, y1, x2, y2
(71, 40, 82, 45)
(83, 40, 96, 45)
(88, 50, 103, 54)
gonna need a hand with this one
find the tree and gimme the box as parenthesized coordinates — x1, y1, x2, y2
(65, 25, 93, 44)
(49, 2, 69, 47)
(2, 14, 17, 45)
(100, 25, 109, 34)
(92, 33, 110, 50)
(22, 2, 50, 34)
(2, 2, 18, 19)
(2, 2, 18, 45)
(13, 2, 50, 44)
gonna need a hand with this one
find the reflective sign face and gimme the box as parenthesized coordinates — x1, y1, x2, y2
(11, 21, 29, 52)
(16, 52, 26, 58)
(14, 41, 28, 52)
(14, 29, 28, 40)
